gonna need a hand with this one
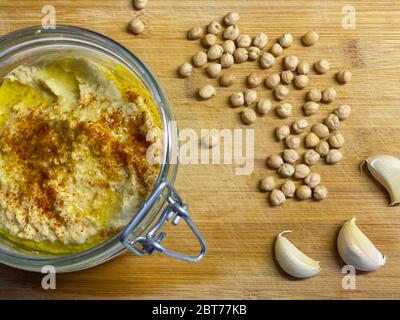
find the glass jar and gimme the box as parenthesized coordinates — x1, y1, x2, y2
(0, 26, 206, 272)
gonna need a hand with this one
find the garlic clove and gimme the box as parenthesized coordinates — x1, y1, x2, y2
(337, 217, 386, 272)
(275, 231, 321, 278)
(365, 155, 400, 206)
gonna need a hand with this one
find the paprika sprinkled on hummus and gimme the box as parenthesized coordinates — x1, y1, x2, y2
(0, 57, 161, 253)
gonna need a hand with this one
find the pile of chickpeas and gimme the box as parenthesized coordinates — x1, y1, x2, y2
(178, 12, 352, 206)
(263, 100, 350, 206)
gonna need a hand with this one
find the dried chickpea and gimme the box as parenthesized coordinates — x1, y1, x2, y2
(208, 21, 222, 35)
(208, 44, 224, 60)
(281, 181, 296, 198)
(270, 43, 283, 56)
(314, 60, 330, 74)
(230, 92, 244, 107)
(281, 70, 294, 84)
(292, 118, 309, 133)
(134, 0, 147, 10)
(284, 55, 299, 71)
(326, 149, 343, 164)
(294, 164, 311, 179)
(206, 63, 222, 78)
(322, 87, 336, 103)
(334, 105, 351, 120)
(220, 72, 236, 87)
(223, 25, 240, 40)
(234, 48, 248, 63)
(303, 102, 320, 115)
(270, 189, 286, 206)
(128, 18, 145, 34)
(201, 132, 219, 149)
(187, 26, 204, 40)
(312, 123, 330, 138)
(294, 75, 309, 89)
(237, 34, 252, 48)
(257, 99, 272, 115)
(274, 85, 289, 100)
(285, 135, 301, 149)
(313, 185, 328, 200)
(260, 176, 276, 192)
(248, 46, 261, 60)
(297, 61, 310, 75)
(296, 185, 312, 200)
(253, 32, 268, 49)
(315, 140, 330, 156)
(265, 74, 281, 89)
(328, 132, 345, 148)
(224, 12, 240, 26)
(283, 149, 300, 164)
(198, 84, 216, 99)
(202, 33, 217, 47)
(192, 51, 208, 67)
(275, 125, 291, 141)
(325, 114, 340, 131)
(304, 149, 320, 166)
(279, 163, 295, 178)
(306, 88, 322, 102)
(278, 33, 293, 48)
(241, 108, 257, 125)
(337, 70, 352, 84)
(304, 172, 321, 188)
(220, 53, 234, 68)
(267, 154, 284, 169)
(305, 132, 320, 148)
(302, 31, 319, 46)
(244, 90, 257, 106)
(247, 72, 263, 88)
(276, 103, 292, 118)
(179, 63, 192, 78)
(260, 52, 275, 69)
(222, 40, 236, 54)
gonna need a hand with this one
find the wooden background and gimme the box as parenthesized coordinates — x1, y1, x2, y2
(1, 0, 400, 300)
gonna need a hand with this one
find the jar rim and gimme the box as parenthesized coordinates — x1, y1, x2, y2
(0, 25, 179, 271)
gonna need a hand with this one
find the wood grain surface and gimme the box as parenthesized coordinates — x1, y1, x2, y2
(1, 0, 400, 300)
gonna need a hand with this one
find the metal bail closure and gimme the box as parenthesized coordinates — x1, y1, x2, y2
(120, 181, 206, 263)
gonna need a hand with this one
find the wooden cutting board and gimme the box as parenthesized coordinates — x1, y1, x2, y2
(1, 0, 400, 300)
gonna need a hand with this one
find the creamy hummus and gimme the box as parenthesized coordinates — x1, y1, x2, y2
(0, 57, 161, 253)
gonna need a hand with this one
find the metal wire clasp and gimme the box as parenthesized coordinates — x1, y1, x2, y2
(120, 181, 206, 263)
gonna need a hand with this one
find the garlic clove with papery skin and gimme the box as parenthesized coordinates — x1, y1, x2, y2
(337, 217, 386, 272)
(275, 231, 321, 279)
(365, 155, 400, 206)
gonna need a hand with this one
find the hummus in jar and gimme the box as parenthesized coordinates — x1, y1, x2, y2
(0, 57, 162, 254)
